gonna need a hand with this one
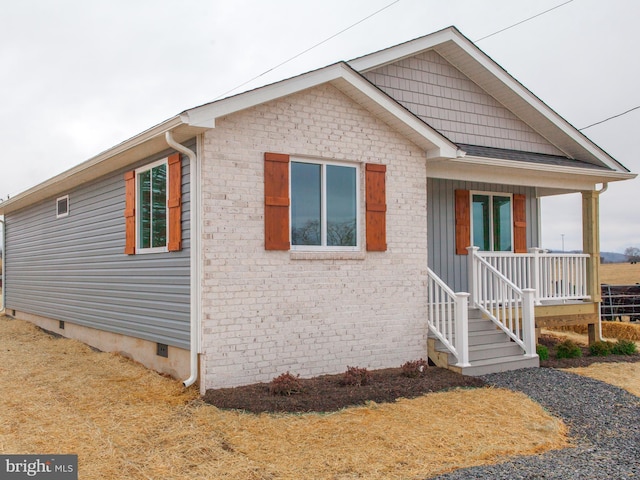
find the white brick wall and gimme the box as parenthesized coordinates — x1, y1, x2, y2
(200, 84, 429, 389)
(364, 50, 565, 156)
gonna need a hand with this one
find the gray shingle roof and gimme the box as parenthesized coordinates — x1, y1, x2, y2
(458, 144, 611, 171)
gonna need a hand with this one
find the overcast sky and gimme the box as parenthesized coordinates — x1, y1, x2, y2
(1, 0, 638, 253)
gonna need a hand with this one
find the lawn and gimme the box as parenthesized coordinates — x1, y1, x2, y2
(0, 316, 567, 480)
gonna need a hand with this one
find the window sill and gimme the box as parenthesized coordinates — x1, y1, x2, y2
(290, 251, 366, 261)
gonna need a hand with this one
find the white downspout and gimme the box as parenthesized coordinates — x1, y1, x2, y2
(165, 131, 201, 388)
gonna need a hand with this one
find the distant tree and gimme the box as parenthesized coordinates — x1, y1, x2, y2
(624, 246, 640, 264)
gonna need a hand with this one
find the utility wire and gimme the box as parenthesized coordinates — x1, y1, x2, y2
(474, 0, 574, 42)
(214, 0, 401, 100)
(579, 105, 640, 130)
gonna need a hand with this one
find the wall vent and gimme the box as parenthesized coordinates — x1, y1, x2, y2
(156, 343, 169, 358)
(59, 320, 65, 329)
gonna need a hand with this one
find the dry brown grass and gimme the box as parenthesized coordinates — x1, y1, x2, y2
(563, 363, 640, 397)
(548, 321, 640, 350)
(600, 262, 640, 285)
(0, 316, 568, 480)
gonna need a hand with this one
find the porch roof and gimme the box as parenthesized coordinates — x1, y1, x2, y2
(458, 144, 612, 171)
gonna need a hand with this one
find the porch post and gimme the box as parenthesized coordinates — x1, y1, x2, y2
(467, 246, 479, 306)
(582, 190, 602, 343)
(454, 292, 470, 367)
(522, 288, 537, 357)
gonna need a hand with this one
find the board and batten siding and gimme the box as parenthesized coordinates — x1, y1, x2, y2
(427, 177, 539, 293)
(4, 145, 192, 349)
(363, 50, 565, 156)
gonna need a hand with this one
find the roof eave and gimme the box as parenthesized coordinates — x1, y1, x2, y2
(427, 155, 636, 191)
(0, 116, 204, 215)
(182, 62, 459, 159)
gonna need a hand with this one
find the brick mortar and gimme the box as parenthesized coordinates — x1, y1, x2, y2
(200, 84, 429, 388)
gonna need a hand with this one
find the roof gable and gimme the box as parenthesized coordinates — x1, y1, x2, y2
(349, 26, 630, 173)
(362, 49, 566, 156)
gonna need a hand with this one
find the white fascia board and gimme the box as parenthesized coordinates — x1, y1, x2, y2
(331, 66, 458, 159)
(349, 27, 628, 174)
(436, 32, 628, 173)
(348, 27, 456, 72)
(0, 116, 202, 215)
(183, 62, 458, 159)
(183, 64, 349, 128)
(427, 156, 636, 191)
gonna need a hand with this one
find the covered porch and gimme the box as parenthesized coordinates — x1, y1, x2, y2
(426, 186, 605, 375)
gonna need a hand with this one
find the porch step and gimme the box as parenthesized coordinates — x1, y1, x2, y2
(456, 355, 539, 377)
(428, 307, 539, 376)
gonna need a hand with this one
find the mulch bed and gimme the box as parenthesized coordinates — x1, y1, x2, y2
(538, 333, 640, 368)
(203, 366, 485, 414)
(204, 335, 640, 414)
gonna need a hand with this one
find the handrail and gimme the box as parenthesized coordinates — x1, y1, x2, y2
(427, 268, 470, 367)
(478, 249, 590, 304)
(468, 247, 536, 357)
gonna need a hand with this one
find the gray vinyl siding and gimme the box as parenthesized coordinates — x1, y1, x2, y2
(363, 50, 565, 156)
(4, 142, 192, 349)
(427, 177, 539, 293)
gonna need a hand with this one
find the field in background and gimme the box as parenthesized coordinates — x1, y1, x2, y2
(600, 262, 640, 285)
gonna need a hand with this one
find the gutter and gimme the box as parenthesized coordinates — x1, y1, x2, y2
(165, 131, 201, 388)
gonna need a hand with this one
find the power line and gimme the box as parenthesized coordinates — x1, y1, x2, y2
(214, 0, 401, 100)
(579, 105, 640, 130)
(474, 0, 574, 42)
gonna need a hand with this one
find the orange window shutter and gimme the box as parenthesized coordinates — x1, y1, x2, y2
(168, 153, 183, 252)
(264, 152, 290, 250)
(124, 171, 136, 255)
(455, 189, 471, 255)
(513, 193, 527, 253)
(365, 164, 387, 252)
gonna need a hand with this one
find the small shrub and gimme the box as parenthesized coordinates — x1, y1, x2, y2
(401, 359, 429, 378)
(555, 340, 582, 359)
(589, 341, 614, 357)
(611, 339, 637, 356)
(269, 372, 304, 396)
(536, 344, 549, 361)
(341, 366, 372, 386)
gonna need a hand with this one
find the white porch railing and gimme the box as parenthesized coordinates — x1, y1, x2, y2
(468, 247, 537, 357)
(478, 248, 590, 304)
(427, 268, 470, 367)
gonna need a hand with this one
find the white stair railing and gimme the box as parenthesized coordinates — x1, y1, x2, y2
(479, 249, 589, 304)
(427, 268, 470, 367)
(468, 247, 537, 357)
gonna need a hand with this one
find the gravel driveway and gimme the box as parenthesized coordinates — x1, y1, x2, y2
(430, 368, 640, 479)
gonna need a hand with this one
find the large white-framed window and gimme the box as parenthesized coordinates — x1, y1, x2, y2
(471, 191, 513, 252)
(290, 158, 359, 251)
(136, 158, 168, 254)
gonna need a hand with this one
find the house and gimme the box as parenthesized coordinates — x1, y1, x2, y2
(0, 27, 634, 391)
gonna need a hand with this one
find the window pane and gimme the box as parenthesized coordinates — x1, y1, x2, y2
(151, 164, 167, 248)
(326, 165, 357, 246)
(291, 162, 321, 245)
(493, 195, 512, 251)
(138, 170, 151, 249)
(472, 195, 490, 251)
